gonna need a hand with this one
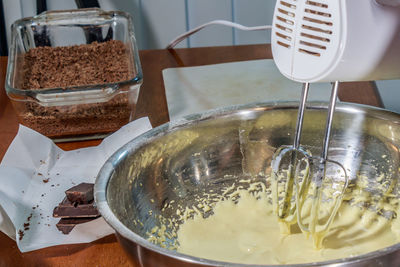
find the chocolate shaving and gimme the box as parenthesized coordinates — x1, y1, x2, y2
(21, 40, 133, 90)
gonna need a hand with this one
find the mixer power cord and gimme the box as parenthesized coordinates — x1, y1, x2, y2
(166, 20, 272, 49)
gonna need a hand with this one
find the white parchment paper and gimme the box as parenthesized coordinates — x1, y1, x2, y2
(0, 117, 152, 252)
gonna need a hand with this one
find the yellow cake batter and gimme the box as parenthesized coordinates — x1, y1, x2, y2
(176, 188, 400, 265)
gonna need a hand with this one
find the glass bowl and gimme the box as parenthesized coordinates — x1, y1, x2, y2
(5, 8, 143, 141)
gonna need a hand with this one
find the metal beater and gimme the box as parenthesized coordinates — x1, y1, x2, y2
(271, 81, 349, 248)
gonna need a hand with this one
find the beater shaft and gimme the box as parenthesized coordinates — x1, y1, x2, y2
(321, 81, 340, 161)
(293, 82, 310, 149)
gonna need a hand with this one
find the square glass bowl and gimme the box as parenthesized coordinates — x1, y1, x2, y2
(5, 8, 143, 141)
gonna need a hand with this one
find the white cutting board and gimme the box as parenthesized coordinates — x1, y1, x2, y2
(163, 59, 334, 121)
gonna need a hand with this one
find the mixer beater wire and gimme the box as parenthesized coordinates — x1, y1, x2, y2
(272, 81, 349, 248)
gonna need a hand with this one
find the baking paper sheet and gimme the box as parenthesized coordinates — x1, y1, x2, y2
(163, 59, 334, 121)
(0, 117, 152, 252)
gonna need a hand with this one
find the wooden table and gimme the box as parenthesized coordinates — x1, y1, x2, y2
(0, 44, 383, 266)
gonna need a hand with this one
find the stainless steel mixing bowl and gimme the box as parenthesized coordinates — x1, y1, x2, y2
(95, 102, 400, 267)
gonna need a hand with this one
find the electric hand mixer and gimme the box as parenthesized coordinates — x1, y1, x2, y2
(270, 0, 400, 248)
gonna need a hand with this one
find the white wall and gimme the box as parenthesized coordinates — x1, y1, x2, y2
(376, 80, 400, 113)
(99, 0, 274, 49)
(3, 0, 400, 113)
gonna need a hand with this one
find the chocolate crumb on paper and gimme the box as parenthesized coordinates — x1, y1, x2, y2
(18, 230, 24, 240)
(19, 213, 34, 241)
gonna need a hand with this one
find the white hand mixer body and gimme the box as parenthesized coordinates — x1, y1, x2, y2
(270, 0, 400, 248)
(272, 0, 400, 83)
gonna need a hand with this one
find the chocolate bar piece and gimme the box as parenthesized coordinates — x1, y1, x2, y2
(65, 183, 94, 204)
(53, 183, 101, 234)
(53, 197, 100, 218)
(56, 218, 94, 235)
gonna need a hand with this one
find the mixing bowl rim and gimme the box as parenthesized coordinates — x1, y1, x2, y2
(95, 101, 400, 266)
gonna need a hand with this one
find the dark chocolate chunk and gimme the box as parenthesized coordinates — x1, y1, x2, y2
(65, 183, 94, 204)
(53, 183, 101, 235)
(53, 197, 100, 218)
(56, 218, 94, 235)
(56, 223, 74, 234)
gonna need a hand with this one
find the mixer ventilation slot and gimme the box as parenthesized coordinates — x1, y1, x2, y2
(276, 32, 292, 41)
(277, 16, 294, 26)
(306, 0, 328, 8)
(299, 40, 325, 50)
(278, 8, 295, 17)
(280, 1, 296, 9)
(300, 32, 330, 43)
(299, 48, 320, 57)
(276, 23, 293, 33)
(301, 24, 332, 34)
(304, 8, 331, 17)
(277, 40, 291, 48)
(274, 0, 297, 49)
(299, 0, 332, 57)
(303, 16, 332, 26)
